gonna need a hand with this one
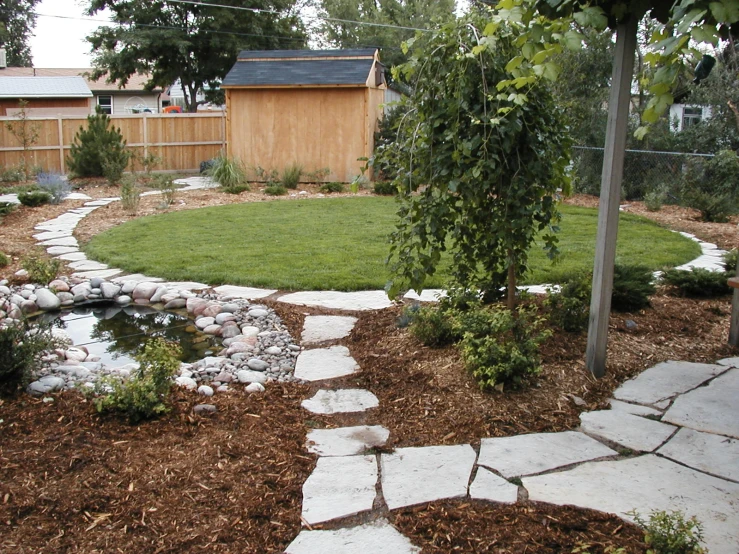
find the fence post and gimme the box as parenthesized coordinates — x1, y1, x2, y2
(57, 116, 65, 173)
(142, 113, 149, 160)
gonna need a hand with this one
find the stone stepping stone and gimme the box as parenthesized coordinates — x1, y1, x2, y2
(580, 410, 676, 452)
(278, 290, 393, 311)
(84, 200, 115, 206)
(285, 519, 420, 554)
(69, 207, 98, 215)
(0, 193, 19, 204)
(65, 192, 92, 200)
(470, 467, 519, 504)
(72, 268, 123, 280)
(613, 360, 727, 406)
(478, 431, 617, 478)
(658, 427, 739, 482)
(301, 455, 377, 525)
(306, 425, 389, 457)
(33, 230, 72, 241)
(56, 252, 87, 262)
(523, 455, 739, 554)
(301, 315, 357, 344)
(663, 368, 739, 439)
(718, 357, 739, 368)
(301, 389, 379, 414)
(46, 246, 79, 256)
(381, 444, 476, 510)
(111, 274, 165, 284)
(38, 236, 78, 247)
(161, 281, 210, 291)
(294, 345, 359, 381)
(608, 399, 662, 417)
(68, 260, 108, 271)
(212, 284, 277, 299)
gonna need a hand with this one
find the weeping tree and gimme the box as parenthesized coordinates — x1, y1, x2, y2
(382, 15, 572, 309)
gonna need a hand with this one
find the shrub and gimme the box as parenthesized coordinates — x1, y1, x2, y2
(545, 272, 591, 332)
(17, 189, 52, 207)
(630, 510, 706, 554)
(280, 163, 302, 189)
(0, 165, 27, 183)
(102, 148, 131, 185)
(643, 188, 665, 212)
(319, 182, 345, 194)
(304, 167, 331, 182)
(681, 149, 739, 222)
(373, 180, 397, 195)
(67, 112, 129, 178)
(0, 251, 9, 267)
(120, 178, 140, 215)
(222, 183, 250, 194)
(724, 249, 738, 274)
(154, 174, 177, 206)
(264, 184, 288, 196)
(454, 305, 551, 391)
(206, 153, 247, 189)
(36, 172, 71, 204)
(0, 320, 58, 395)
(254, 166, 279, 187)
(661, 267, 730, 297)
(0, 201, 17, 220)
(611, 264, 655, 312)
(409, 305, 456, 347)
(21, 254, 61, 284)
(93, 338, 181, 423)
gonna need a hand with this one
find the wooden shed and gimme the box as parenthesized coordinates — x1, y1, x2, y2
(222, 49, 387, 183)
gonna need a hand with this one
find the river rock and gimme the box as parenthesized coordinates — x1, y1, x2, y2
(265, 346, 282, 356)
(198, 385, 214, 397)
(116, 295, 132, 305)
(246, 382, 266, 393)
(215, 371, 233, 383)
(35, 288, 61, 310)
(202, 304, 222, 318)
(70, 283, 91, 296)
(241, 325, 260, 337)
(164, 298, 187, 310)
(195, 317, 215, 329)
(237, 370, 267, 384)
(20, 300, 38, 313)
(65, 347, 88, 363)
(194, 404, 217, 414)
(247, 358, 269, 371)
(215, 312, 235, 324)
(132, 282, 159, 301)
(247, 308, 269, 318)
(203, 324, 221, 335)
(176, 376, 198, 390)
(57, 292, 74, 305)
(100, 282, 121, 298)
(221, 324, 240, 339)
(150, 286, 168, 303)
(49, 279, 69, 292)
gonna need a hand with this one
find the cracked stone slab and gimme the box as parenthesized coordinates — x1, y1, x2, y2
(278, 290, 393, 311)
(72, 268, 123, 279)
(160, 281, 210, 291)
(294, 346, 359, 381)
(524, 455, 739, 554)
(212, 284, 277, 299)
(301, 455, 377, 525)
(663, 368, 739, 439)
(33, 230, 72, 241)
(469, 467, 519, 504)
(56, 251, 87, 262)
(381, 444, 476, 510)
(613, 360, 727, 406)
(580, 410, 676, 452)
(478, 431, 617, 478)
(301, 389, 379, 414)
(69, 260, 109, 271)
(46, 246, 79, 256)
(306, 425, 390, 457)
(38, 236, 78, 247)
(301, 315, 358, 344)
(658, 427, 739, 482)
(285, 519, 420, 554)
(718, 357, 739, 368)
(608, 399, 663, 417)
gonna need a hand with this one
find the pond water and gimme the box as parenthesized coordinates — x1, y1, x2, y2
(36, 304, 222, 367)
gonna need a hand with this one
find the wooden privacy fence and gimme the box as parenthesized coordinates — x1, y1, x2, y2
(0, 112, 226, 173)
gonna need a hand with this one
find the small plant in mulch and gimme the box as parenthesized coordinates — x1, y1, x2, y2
(17, 189, 52, 207)
(264, 184, 288, 196)
(92, 338, 181, 423)
(612, 264, 656, 312)
(319, 182, 344, 194)
(0, 251, 9, 267)
(119, 177, 141, 215)
(206, 153, 249, 192)
(724, 248, 738, 273)
(280, 163, 302, 189)
(21, 254, 61, 284)
(660, 267, 731, 297)
(408, 304, 456, 346)
(545, 271, 591, 332)
(154, 174, 177, 207)
(629, 510, 707, 554)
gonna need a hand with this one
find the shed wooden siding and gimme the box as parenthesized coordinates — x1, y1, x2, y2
(0, 98, 89, 116)
(227, 87, 380, 183)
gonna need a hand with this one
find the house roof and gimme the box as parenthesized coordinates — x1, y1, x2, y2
(222, 49, 379, 88)
(0, 76, 92, 98)
(0, 67, 162, 93)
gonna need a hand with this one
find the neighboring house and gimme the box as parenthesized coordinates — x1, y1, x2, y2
(222, 48, 387, 183)
(0, 76, 92, 116)
(669, 103, 712, 132)
(0, 66, 164, 115)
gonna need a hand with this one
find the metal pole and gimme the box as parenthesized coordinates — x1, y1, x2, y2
(586, 15, 640, 378)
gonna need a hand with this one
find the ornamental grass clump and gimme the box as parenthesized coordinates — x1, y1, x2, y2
(36, 172, 71, 204)
(207, 153, 249, 192)
(280, 163, 302, 189)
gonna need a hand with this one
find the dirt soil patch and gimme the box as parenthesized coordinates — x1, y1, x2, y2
(1, 183, 737, 552)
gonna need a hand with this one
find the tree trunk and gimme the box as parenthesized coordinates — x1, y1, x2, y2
(507, 257, 516, 311)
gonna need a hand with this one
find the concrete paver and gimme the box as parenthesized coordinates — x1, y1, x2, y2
(469, 468, 519, 504)
(306, 425, 390, 457)
(580, 410, 677, 452)
(658, 427, 739, 481)
(294, 346, 359, 381)
(285, 519, 421, 554)
(301, 389, 380, 414)
(301, 315, 357, 344)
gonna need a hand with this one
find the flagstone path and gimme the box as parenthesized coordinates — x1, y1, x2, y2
(26, 177, 739, 553)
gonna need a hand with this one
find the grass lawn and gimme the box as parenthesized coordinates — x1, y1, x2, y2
(84, 197, 701, 291)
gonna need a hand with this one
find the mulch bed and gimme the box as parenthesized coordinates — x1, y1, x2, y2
(1, 181, 737, 552)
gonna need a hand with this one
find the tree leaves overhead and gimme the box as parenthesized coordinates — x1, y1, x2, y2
(85, 0, 307, 112)
(0, 0, 40, 67)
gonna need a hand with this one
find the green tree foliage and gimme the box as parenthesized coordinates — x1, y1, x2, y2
(0, 0, 40, 67)
(67, 112, 129, 178)
(318, 0, 456, 71)
(381, 15, 571, 308)
(680, 149, 739, 221)
(85, 0, 307, 112)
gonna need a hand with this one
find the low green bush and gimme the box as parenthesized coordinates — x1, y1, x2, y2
(681, 149, 739, 222)
(93, 338, 181, 423)
(281, 163, 302, 189)
(0, 166, 26, 183)
(154, 174, 177, 206)
(661, 267, 730, 297)
(21, 254, 61, 284)
(0, 251, 9, 267)
(408, 304, 456, 347)
(0, 201, 17, 220)
(373, 180, 397, 195)
(17, 189, 52, 207)
(319, 182, 345, 194)
(454, 305, 551, 391)
(545, 272, 591, 332)
(264, 184, 287, 196)
(222, 183, 250, 194)
(724, 248, 738, 274)
(120, 178, 140, 215)
(0, 320, 58, 395)
(207, 153, 247, 189)
(102, 148, 130, 185)
(612, 264, 655, 312)
(643, 188, 665, 212)
(630, 510, 706, 554)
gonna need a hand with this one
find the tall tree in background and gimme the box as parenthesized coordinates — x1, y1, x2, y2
(318, 0, 456, 71)
(86, 0, 307, 112)
(0, 0, 40, 67)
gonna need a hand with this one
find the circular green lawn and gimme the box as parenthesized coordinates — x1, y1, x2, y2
(84, 197, 701, 291)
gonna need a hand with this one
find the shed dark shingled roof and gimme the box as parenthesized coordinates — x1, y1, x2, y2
(222, 49, 378, 87)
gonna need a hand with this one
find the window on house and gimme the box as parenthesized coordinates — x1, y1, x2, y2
(682, 107, 703, 129)
(97, 95, 112, 114)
